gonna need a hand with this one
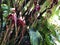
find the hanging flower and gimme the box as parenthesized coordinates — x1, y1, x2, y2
(34, 0, 37, 6)
(8, 13, 17, 24)
(35, 4, 40, 11)
(17, 17, 26, 27)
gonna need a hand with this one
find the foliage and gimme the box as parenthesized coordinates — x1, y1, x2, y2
(0, 0, 60, 45)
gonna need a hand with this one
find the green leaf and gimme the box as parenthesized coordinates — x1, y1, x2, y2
(1, 4, 8, 11)
(47, 4, 60, 42)
(29, 28, 43, 45)
(45, 34, 54, 45)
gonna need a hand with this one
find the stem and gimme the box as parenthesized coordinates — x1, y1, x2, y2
(1, 20, 12, 45)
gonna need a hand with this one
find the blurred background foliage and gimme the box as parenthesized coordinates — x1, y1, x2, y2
(0, 0, 60, 45)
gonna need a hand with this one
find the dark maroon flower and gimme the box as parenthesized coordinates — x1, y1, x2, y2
(17, 19, 25, 27)
(49, 0, 58, 9)
(8, 14, 16, 24)
(33, 4, 40, 13)
(8, 14, 12, 19)
(34, 0, 37, 6)
(53, 0, 58, 4)
(35, 4, 40, 11)
(33, 8, 36, 13)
